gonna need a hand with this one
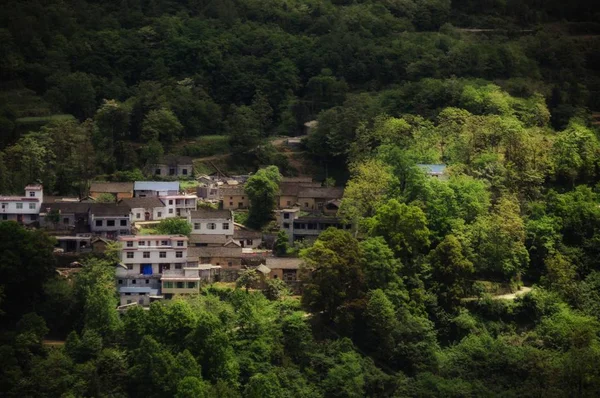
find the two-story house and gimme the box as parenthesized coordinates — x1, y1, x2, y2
(0, 184, 44, 225)
(89, 203, 132, 239)
(150, 155, 194, 178)
(89, 182, 133, 200)
(120, 197, 166, 222)
(134, 181, 180, 197)
(188, 208, 233, 240)
(220, 186, 248, 210)
(40, 202, 91, 232)
(278, 208, 352, 243)
(116, 234, 189, 305)
(134, 181, 198, 217)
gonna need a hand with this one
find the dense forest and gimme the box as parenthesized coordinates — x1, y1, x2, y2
(3, 0, 600, 397)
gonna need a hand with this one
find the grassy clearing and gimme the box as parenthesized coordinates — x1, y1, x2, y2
(180, 180, 200, 190)
(177, 135, 230, 158)
(138, 228, 158, 235)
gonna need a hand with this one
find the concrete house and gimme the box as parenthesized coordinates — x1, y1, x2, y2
(134, 181, 197, 218)
(89, 182, 133, 200)
(297, 187, 345, 211)
(161, 264, 221, 298)
(220, 186, 248, 210)
(40, 202, 91, 232)
(121, 197, 166, 222)
(188, 246, 244, 269)
(0, 184, 44, 225)
(151, 155, 194, 177)
(188, 208, 233, 237)
(233, 229, 263, 248)
(116, 234, 189, 305)
(278, 208, 352, 243)
(89, 203, 132, 239)
(134, 181, 180, 197)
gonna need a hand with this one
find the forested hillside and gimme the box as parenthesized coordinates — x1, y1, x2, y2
(3, 1, 600, 397)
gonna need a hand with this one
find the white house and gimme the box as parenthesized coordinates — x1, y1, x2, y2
(0, 184, 44, 225)
(116, 234, 189, 305)
(121, 197, 166, 222)
(188, 208, 233, 236)
(134, 181, 180, 197)
(163, 194, 198, 218)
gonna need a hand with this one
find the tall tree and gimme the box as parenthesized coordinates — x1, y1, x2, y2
(245, 165, 281, 229)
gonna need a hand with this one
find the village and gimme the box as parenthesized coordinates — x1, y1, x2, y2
(0, 155, 446, 308)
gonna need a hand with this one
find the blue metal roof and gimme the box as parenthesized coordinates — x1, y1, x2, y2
(416, 164, 447, 174)
(134, 181, 180, 191)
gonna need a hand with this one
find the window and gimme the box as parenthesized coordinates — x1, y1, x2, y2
(169, 168, 176, 175)
(283, 222, 290, 228)
(287, 201, 291, 206)
(127, 252, 134, 259)
(132, 280, 136, 284)
(126, 299, 132, 304)
(163, 281, 173, 288)
(223, 223, 229, 230)
(29, 203, 36, 209)
(157, 211, 162, 217)
(155, 169, 161, 175)
(1, 203, 7, 209)
(95, 220, 103, 227)
(177, 240, 184, 247)
(304, 202, 309, 208)
(207, 223, 216, 230)
(194, 223, 200, 230)
(63, 218, 69, 224)
(182, 169, 188, 175)
(238, 202, 243, 208)
(175, 263, 182, 269)
(118, 280, 123, 284)
(187, 282, 196, 288)
(161, 240, 168, 245)
(29, 191, 35, 197)
(143, 252, 150, 258)
(176, 251, 183, 258)
(228, 261, 233, 267)
(120, 219, 127, 226)
(107, 220, 115, 227)
(127, 241, 133, 247)
(16, 203, 23, 209)
(229, 202, 233, 206)
(283, 213, 290, 219)
(127, 264, 133, 270)
(230, 196, 233, 199)
(139, 240, 146, 246)
(145, 279, 149, 284)
(30, 215, 37, 221)
(136, 213, 141, 219)
(242, 196, 245, 200)
(169, 209, 173, 214)
(176, 282, 184, 288)
(2, 215, 7, 220)
(247, 239, 253, 245)
(169, 200, 173, 205)
(159, 252, 166, 258)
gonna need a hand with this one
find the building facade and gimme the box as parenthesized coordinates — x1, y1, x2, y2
(0, 184, 44, 225)
(89, 182, 133, 200)
(89, 203, 132, 238)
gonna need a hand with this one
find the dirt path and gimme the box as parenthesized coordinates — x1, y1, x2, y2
(493, 286, 532, 300)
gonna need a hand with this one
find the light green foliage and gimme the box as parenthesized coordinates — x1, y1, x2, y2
(95, 192, 116, 203)
(263, 278, 290, 301)
(156, 218, 192, 236)
(235, 269, 260, 293)
(551, 119, 599, 186)
(245, 165, 281, 229)
(273, 230, 289, 256)
(466, 196, 529, 281)
(370, 199, 431, 260)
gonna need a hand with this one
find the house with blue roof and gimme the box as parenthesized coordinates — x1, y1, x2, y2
(416, 164, 448, 180)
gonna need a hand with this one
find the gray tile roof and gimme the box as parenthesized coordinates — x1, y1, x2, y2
(120, 197, 165, 209)
(189, 234, 230, 245)
(89, 203, 131, 217)
(233, 230, 263, 239)
(298, 187, 344, 199)
(265, 257, 303, 269)
(90, 182, 134, 193)
(41, 202, 91, 214)
(190, 208, 232, 220)
(188, 246, 243, 258)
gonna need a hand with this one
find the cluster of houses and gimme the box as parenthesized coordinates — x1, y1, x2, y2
(2, 164, 447, 307)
